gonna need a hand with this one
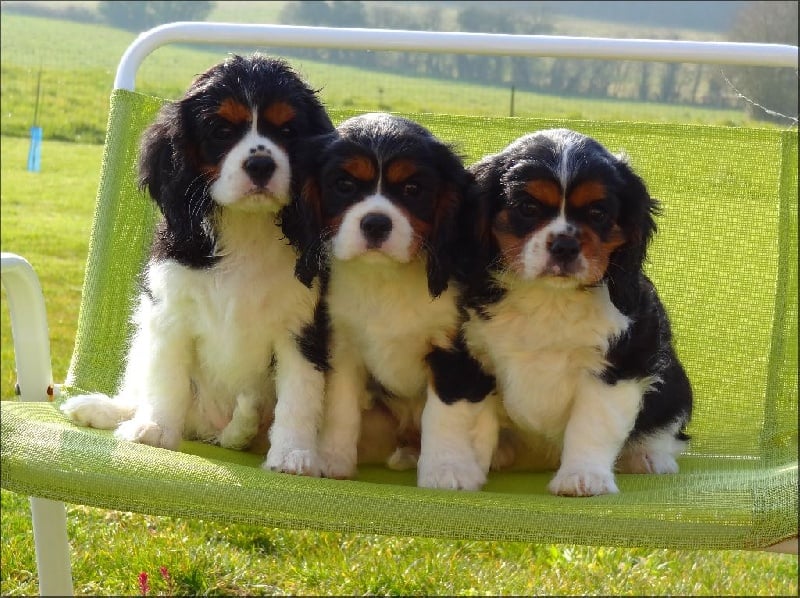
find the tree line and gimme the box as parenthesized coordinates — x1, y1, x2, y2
(277, 1, 796, 121)
(6, 0, 795, 122)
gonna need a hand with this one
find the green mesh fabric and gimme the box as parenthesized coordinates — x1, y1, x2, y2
(1, 89, 796, 549)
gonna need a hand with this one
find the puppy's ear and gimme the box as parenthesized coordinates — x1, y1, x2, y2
(426, 142, 471, 298)
(138, 104, 179, 204)
(282, 132, 335, 287)
(459, 154, 503, 285)
(138, 101, 217, 266)
(606, 156, 659, 314)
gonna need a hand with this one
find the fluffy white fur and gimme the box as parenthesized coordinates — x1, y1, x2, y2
(61, 120, 325, 475)
(317, 190, 496, 490)
(463, 274, 648, 496)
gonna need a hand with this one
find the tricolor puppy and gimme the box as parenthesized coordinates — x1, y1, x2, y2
(61, 54, 335, 475)
(286, 113, 498, 490)
(461, 129, 693, 496)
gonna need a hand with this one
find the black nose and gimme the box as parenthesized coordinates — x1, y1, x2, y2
(243, 155, 276, 186)
(548, 233, 581, 262)
(360, 212, 393, 246)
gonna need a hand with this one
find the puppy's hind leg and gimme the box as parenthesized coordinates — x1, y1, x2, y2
(218, 393, 262, 450)
(616, 418, 689, 474)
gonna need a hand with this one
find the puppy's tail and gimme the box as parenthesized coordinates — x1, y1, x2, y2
(60, 393, 136, 430)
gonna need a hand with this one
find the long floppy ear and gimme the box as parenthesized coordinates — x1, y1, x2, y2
(459, 154, 504, 285)
(282, 132, 336, 287)
(426, 141, 472, 298)
(138, 101, 217, 266)
(605, 155, 659, 314)
(138, 103, 180, 204)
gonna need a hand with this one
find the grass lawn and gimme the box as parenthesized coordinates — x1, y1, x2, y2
(0, 12, 774, 145)
(0, 130, 797, 596)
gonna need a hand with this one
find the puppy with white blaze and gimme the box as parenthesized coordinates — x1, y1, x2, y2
(60, 54, 335, 475)
(284, 113, 498, 490)
(460, 129, 693, 496)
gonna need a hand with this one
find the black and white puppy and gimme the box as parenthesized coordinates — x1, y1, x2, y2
(461, 129, 693, 496)
(286, 113, 498, 490)
(61, 54, 335, 475)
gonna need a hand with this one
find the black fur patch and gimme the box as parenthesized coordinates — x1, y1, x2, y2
(600, 276, 692, 440)
(294, 297, 331, 373)
(426, 334, 495, 404)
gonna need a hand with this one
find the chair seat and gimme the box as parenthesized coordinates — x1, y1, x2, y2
(2, 400, 795, 550)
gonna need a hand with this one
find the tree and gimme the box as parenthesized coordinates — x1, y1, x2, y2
(727, 1, 798, 123)
(98, 1, 214, 32)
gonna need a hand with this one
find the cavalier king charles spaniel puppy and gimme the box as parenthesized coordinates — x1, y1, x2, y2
(460, 128, 693, 496)
(284, 113, 497, 490)
(61, 54, 335, 476)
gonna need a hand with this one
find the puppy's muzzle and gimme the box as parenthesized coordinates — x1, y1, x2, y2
(548, 233, 580, 261)
(360, 212, 393, 248)
(547, 233, 581, 274)
(243, 154, 277, 187)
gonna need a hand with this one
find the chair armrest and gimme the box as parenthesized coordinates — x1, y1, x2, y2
(1, 252, 53, 402)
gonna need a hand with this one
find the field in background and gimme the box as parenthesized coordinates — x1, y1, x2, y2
(0, 11, 769, 145)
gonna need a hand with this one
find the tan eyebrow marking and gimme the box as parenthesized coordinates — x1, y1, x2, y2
(386, 159, 418, 184)
(264, 101, 296, 127)
(217, 98, 251, 124)
(342, 155, 376, 181)
(569, 180, 607, 208)
(525, 180, 561, 208)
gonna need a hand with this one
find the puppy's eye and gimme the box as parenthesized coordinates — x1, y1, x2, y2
(403, 183, 420, 197)
(334, 178, 357, 195)
(280, 124, 295, 137)
(211, 124, 236, 141)
(588, 205, 610, 226)
(516, 200, 541, 219)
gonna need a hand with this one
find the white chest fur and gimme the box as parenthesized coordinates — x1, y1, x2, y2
(327, 257, 460, 399)
(142, 210, 318, 414)
(463, 280, 629, 439)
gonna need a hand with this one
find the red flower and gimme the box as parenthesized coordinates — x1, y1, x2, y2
(138, 571, 150, 596)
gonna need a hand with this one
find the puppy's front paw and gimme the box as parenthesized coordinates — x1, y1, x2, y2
(417, 456, 486, 491)
(264, 447, 321, 477)
(115, 419, 181, 451)
(548, 467, 618, 496)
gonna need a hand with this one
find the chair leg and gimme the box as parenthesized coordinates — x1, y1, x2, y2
(29, 497, 73, 596)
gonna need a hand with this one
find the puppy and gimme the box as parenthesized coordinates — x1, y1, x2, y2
(285, 113, 498, 490)
(461, 128, 693, 496)
(60, 54, 335, 475)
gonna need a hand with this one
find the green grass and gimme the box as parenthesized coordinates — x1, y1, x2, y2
(1, 134, 797, 596)
(0, 12, 769, 144)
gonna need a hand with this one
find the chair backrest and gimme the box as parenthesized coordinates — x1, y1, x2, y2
(64, 24, 798, 469)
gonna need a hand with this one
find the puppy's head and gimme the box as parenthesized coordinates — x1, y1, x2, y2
(290, 113, 471, 296)
(138, 54, 333, 263)
(469, 128, 657, 309)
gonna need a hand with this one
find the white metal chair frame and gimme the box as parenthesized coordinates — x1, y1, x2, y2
(2, 22, 797, 596)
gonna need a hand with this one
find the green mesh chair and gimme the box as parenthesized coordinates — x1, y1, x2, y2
(1, 23, 797, 596)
